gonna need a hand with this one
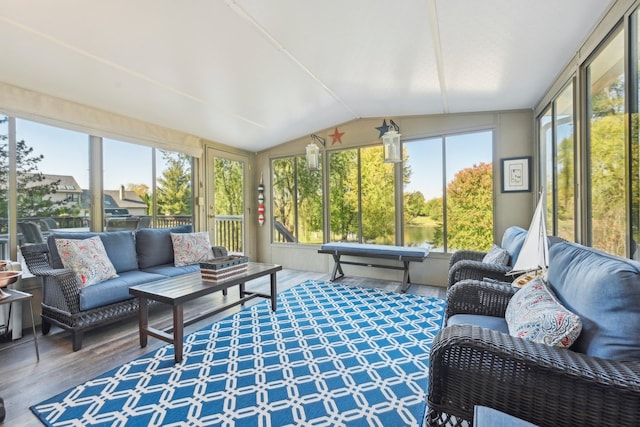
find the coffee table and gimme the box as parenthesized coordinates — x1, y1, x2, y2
(129, 262, 282, 363)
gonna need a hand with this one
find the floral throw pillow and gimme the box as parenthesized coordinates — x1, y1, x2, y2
(505, 276, 582, 348)
(171, 232, 214, 267)
(482, 244, 510, 265)
(55, 236, 119, 288)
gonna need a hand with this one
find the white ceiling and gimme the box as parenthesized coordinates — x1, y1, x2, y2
(0, 0, 614, 152)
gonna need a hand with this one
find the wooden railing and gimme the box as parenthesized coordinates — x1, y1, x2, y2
(214, 215, 243, 253)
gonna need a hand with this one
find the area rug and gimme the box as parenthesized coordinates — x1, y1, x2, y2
(31, 280, 445, 426)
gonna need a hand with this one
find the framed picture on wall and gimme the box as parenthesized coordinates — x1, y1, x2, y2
(501, 156, 531, 193)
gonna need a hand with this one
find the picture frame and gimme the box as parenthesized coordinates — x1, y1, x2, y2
(501, 156, 531, 193)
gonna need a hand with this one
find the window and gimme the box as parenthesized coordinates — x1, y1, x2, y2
(539, 83, 575, 242)
(155, 149, 193, 228)
(587, 29, 625, 256)
(328, 146, 395, 244)
(404, 131, 494, 252)
(272, 154, 323, 244)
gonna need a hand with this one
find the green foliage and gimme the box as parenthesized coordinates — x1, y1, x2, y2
(213, 158, 243, 216)
(329, 150, 358, 240)
(0, 117, 67, 218)
(156, 151, 192, 215)
(296, 156, 323, 242)
(405, 191, 427, 219)
(272, 158, 295, 238)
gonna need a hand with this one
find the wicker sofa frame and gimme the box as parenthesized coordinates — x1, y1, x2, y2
(425, 279, 640, 427)
(21, 242, 227, 351)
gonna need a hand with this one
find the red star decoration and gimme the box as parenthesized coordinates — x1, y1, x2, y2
(329, 127, 344, 145)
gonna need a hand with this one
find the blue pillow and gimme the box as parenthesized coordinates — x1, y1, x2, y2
(136, 225, 193, 269)
(501, 226, 527, 267)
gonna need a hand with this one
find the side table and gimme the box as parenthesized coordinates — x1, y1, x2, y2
(0, 288, 39, 361)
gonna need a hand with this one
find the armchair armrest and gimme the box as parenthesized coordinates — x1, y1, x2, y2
(427, 324, 640, 427)
(448, 258, 513, 288)
(445, 279, 516, 322)
(448, 249, 486, 269)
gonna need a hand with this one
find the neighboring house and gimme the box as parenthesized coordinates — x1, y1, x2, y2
(30, 174, 83, 210)
(103, 186, 147, 217)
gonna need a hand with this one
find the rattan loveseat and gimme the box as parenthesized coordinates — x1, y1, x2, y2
(427, 241, 640, 427)
(22, 226, 227, 351)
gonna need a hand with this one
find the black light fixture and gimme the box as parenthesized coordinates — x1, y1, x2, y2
(382, 119, 401, 163)
(306, 134, 325, 171)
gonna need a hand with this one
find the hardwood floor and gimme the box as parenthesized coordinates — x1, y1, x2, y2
(0, 269, 446, 426)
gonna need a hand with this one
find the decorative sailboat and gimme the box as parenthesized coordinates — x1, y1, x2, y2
(508, 195, 549, 287)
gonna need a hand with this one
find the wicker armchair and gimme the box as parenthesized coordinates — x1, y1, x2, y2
(426, 279, 640, 427)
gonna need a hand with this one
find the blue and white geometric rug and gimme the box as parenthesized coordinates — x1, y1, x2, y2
(31, 280, 445, 426)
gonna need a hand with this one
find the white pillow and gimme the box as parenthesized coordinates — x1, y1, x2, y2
(55, 236, 119, 288)
(505, 276, 582, 348)
(171, 232, 214, 267)
(482, 244, 510, 265)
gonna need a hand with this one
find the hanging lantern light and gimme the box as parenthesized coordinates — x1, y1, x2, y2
(306, 134, 326, 171)
(382, 119, 402, 163)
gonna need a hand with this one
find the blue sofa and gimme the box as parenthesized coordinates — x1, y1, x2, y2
(427, 241, 640, 426)
(21, 226, 227, 351)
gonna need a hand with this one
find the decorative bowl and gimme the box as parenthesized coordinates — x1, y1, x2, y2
(0, 271, 21, 288)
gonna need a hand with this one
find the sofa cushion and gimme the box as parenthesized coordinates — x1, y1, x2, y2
(447, 314, 510, 334)
(79, 270, 167, 311)
(482, 244, 510, 265)
(548, 241, 640, 360)
(500, 226, 528, 267)
(505, 276, 582, 348)
(48, 231, 138, 273)
(136, 225, 193, 269)
(55, 236, 119, 288)
(171, 232, 214, 266)
(141, 263, 200, 277)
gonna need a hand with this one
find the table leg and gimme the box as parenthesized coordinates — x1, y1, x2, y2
(401, 261, 411, 293)
(173, 305, 184, 363)
(138, 297, 149, 348)
(27, 297, 39, 361)
(270, 272, 277, 311)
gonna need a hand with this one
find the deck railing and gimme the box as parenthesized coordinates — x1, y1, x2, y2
(214, 215, 243, 253)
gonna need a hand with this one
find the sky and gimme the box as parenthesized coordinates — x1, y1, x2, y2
(11, 117, 493, 199)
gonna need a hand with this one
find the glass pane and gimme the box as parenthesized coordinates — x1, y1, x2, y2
(588, 29, 625, 255)
(272, 158, 296, 243)
(403, 137, 442, 251)
(360, 145, 395, 244)
(329, 149, 358, 242)
(445, 131, 493, 252)
(15, 119, 90, 238)
(213, 157, 243, 252)
(103, 139, 153, 231)
(539, 106, 553, 235)
(555, 84, 575, 241)
(155, 150, 193, 230)
(633, 10, 640, 260)
(296, 155, 323, 244)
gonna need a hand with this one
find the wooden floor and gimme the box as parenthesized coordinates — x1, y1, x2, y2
(0, 269, 446, 426)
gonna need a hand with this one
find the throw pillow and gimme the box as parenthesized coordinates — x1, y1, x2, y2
(505, 276, 582, 348)
(482, 244, 510, 265)
(171, 232, 214, 267)
(55, 236, 119, 288)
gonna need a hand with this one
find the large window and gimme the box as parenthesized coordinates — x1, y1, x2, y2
(272, 154, 323, 244)
(404, 131, 494, 252)
(587, 28, 625, 256)
(540, 83, 575, 242)
(329, 145, 395, 245)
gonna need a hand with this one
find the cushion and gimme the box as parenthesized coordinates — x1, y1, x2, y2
(505, 276, 582, 348)
(548, 241, 640, 360)
(171, 232, 214, 267)
(55, 236, 119, 288)
(482, 244, 509, 265)
(501, 226, 528, 267)
(47, 231, 138, 273)
(447, 314, 510, 334)
(136, 225, 193, 269)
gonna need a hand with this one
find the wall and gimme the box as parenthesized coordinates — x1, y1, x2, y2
(255, 110, 535, 287)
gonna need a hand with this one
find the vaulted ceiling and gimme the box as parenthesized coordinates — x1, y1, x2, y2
(0, 0, 614, 152)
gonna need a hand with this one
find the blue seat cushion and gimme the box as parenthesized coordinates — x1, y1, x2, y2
(79, 270, 166, 311)
(319, 242, 428, 259)
(548, 241, 640, 360)
(136, 225, 193, 269)
(48, 231, 138, 273)
(447, 314, 510, 334)
(500, 226, 528, 267)
(141, 263, 200, 277)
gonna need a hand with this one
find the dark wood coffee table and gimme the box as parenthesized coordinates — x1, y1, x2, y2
(129, 262, 281, 363)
